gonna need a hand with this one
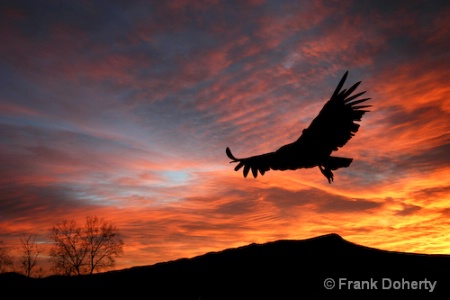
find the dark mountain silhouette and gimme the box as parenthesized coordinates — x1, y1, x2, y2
(226, 71, 371, 183)
(1, 233, 449, 299)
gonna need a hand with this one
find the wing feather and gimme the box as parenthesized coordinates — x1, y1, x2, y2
(330, 71, 348, 99)
(251, 166, 258, 178)
(234, 162, 244, 172)
(341, 81, 361, 98)
(243, 165, 250, 178)
(344, 93, 367, 103)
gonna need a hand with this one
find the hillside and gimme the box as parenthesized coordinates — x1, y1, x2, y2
(1, 233, 449, 299)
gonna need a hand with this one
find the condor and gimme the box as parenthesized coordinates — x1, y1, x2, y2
(226, 71, 371, 183)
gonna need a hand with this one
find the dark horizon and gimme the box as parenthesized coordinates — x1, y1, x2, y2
(2, 233, 450, 298)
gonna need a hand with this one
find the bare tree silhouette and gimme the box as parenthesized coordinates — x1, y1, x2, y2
(0, 241, 13, 273)
(49, 216, 123, 275)
(19, 234, 40, 277)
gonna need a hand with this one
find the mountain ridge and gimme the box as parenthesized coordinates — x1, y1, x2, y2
(1, 233, 449, 298)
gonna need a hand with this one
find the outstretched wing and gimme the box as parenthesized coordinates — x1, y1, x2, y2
(225, 147, 275, 178)
(297, 71, 371, 153)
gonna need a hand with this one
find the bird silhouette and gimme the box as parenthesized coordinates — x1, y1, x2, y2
(226, 71, 371, 183)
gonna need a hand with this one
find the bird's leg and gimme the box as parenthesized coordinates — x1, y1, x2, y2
(319, 165, 334, 183)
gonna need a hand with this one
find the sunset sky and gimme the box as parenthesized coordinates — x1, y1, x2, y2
(1, 0, 449, 272)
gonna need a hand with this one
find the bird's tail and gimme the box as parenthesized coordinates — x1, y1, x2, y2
(319, 156, 353, 183)
(325, 156, 353, 170)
